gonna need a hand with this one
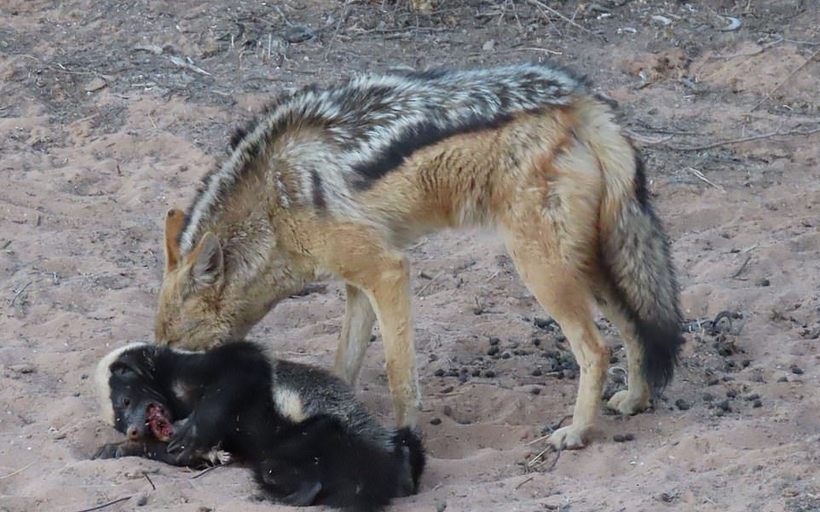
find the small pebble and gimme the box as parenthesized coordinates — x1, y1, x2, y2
(726, 389, 737, 398)
(753, 399, 763, 408)
(530, 387, 541, 395)
(533, 317, 554, 329)
(488, 336, 500, 346)
(10, 364, 35, 374)
(532, 338, 542, 347)
(674, 399, 691, 411)
(531, 369, 543, 377)
(471, 369, 481, 377)
(434, 369, 445, 377)
(777, 376, 789, 383)
(609, 355, 619, 364)
(717, 399, 731, 412)
(707, 377, 720, 386)
(484, 370, 496, 378)
(613, 433, 635, 443)
(487, 346, 500, 356)
(135, 493, 148, 507)
(744, 393, 760, 401)
(702, 392, 715, 402)
(430, 418, 442, 426)
(443, 405, 453, 416)
(790, 366, 804, 375)
(755, 278, 770, 287)
(441, 386, 453, 394)
(501, 352, 511, 359)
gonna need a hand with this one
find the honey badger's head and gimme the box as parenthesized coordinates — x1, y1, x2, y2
(95, 343, 175, 442)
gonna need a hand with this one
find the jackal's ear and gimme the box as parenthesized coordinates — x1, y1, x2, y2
(189, 232, 224, 289)
(164, 209, 186, 273)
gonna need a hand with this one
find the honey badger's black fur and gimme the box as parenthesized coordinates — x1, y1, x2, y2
(94, 341, 425, 511)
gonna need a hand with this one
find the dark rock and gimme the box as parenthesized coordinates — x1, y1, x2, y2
(430, 418, 442, 426)
(675, 399, 691, 411)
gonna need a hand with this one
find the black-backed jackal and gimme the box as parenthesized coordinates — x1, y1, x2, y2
(155, 64, 684, 449)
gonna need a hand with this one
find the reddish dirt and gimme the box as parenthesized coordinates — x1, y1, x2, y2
(1, 1, 818, 511)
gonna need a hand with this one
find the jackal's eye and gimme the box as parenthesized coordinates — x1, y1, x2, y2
(122, 398, 131, 407)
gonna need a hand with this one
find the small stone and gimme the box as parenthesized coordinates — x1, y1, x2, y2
(613, 433, 635, 442)
(447, 369, 459, 377)
(777, 375, 788, 383)
(609, 355, 619, 364)
(717, 399, 731, 412)
(482, 39, 496, 51)
(430, 417, 442, 426)
(284, 25, 315, 43)
(755, 278, 770, 287)
(753, 399, 762, 408)
(707, 377, 720, 386)
(135, 493, 148, 506)
(10, 364, 35, 374)
(84, 77, 107, 92)
(744, 393, 760, 401)
(471, 369, 481, 377)
(443, 405, 453, 416)
(790, 366, 804, 375)
(702, 392, 715, 402)
(80, 373, 89, 380)
(532, 338, 542, 347)
(674, 399, 691, 411)
(489, 336, 500, 345)
(434, 369, 445, 377)
(501, 352, 511, 359)
(531, 369, 543, 377)
(484, 370, 496, 378)
(441, 386, 453, 393)
(487, 346, 500, 356)
(726, 389, 737, 398)
(530, 387, 541, 395)
(533, 317, 554, 330)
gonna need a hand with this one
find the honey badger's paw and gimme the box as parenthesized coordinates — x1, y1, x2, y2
(547, 425, 587, 450)
(206, 449, 232, 465)
(607, 390, 651, 416)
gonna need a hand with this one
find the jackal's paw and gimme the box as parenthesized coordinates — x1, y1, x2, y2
(607, 390, 651, 416)
(548, 425, 587, 450)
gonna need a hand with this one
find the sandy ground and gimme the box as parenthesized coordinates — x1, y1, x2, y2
(1, 1, 818, 511)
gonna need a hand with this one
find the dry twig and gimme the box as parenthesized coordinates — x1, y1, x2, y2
(74, 496, 131, 512)
(526, 0, 603, 40)
(751, 48, 819, 111)
(686, 167, 726, 192)
(668, 127, 820, 152)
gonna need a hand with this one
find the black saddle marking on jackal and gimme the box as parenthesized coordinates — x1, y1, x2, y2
(311, 170, 326, 210)
(351, 111, 532, 190)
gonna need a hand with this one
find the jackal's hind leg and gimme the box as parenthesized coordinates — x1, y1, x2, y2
(597, 298, 652, 415)
(504, 233, 608, 450)
(334, 283, 377, 386)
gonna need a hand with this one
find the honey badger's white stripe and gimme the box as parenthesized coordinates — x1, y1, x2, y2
(179, 64, 583, 252)
(95, 342, 149, 425)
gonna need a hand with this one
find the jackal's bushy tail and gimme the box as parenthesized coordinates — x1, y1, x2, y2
(580, 101, 685, 391)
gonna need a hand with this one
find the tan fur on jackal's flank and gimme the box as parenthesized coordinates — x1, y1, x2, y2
(154, 64, 684, 449)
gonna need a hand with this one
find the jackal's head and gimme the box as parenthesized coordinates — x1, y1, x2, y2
(154, 209, 238, 349)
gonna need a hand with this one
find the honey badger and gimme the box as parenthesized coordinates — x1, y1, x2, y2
(93, 341, 425, 511)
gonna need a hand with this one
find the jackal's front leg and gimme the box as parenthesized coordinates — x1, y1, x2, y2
(317, 226, 421, 428)
(334, 284, 377, 386)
